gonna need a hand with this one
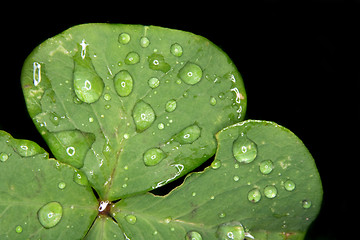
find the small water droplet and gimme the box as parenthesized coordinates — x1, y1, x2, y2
(125, 52, 140, 65)
(132, 100, 156, 132)
(218, 92, 225, 99)
(103, 93, 112, 101)
(88, 117, 94, 123)
(302, 200, 312, 209)
(248, 188, 261, 203)
(143, 148, 166, 166)
(73, 170, 89, 186)
(165, 99, 177, 112)
(233, 176, 240, 182)
(140, 36, 150, 48)
(259, 160, 274, 174)
(210, 96, 217, 106)
(15, 225, 23, 233)
(148, 77, 160, 89)
(164, 217, 172, 224)
(114, 70, 133, 97)
(58, 182, 66, 190)
(218, 212, 226, 218)
(178, 62, 203, 85)
(118, 33, 131, 44)
(232, 134, 257, 164)
(186, 231, 202, 240)
(0, 152, 9, 162)
(125, 214, 137, 224)
(284, 179, 296, 191)
(216, 222, 245, 240)
(170, 43, 183, 57)
(157, 123, 165, 130)
(211, 159, 221, 169)
(264, 185, 277, 199)
(37, 201, 63, 229)
(148, 53, 171, 73)
(174, 124, 201, 144)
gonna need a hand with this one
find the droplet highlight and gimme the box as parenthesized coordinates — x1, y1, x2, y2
(174, 124, 201, 144)
(132, 100, 156, 132)
(178, 62, 202, 85)
(216, 222, 245, 240)
(232, 134, 257, 164)
(143, 148, 166, 166)
(114, 70, 133, 97)
(264, 185, 277, 199)
(37, 201, 63, 229)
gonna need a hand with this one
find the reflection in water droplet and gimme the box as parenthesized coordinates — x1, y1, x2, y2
(148, 77, 160, 89)
(264, 185, 277, 199)
(232, 134, 257, 164)
(248, 188, 261, 203)
(211, 160, 221, 169)
(132, 100, 156, 132)
(140, 36, 150, 48)
(216, 222, 245, 240)
(259, 160, 274, 175)
(143, 148, 166, 166)
(165, 99, 177, 112)
(178, 62, 203, 85)
(148, 53, 171, 73)
(37, 202, 63, 229)
(15, 225, 23, 233)
(118, 33, 130, 44)
(73, 170, 89, 186)
(125, 52, 140, 65)
(125, 214, 137, 224)
(0, 152, 9, 162)
(114, 70, 133, 97)
(174, 124, 201, 144)
(186, 231, 202, 240)
(302, 200, 312, 209)
(170, 43, 183, 57)
(284, 179, 296, 191)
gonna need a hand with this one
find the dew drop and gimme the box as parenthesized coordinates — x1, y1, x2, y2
(148, 77, 160, 88)
(174, 124, 201, 144)
(125, 214, 137, 224)
(114, 70, 133, 97)
(143, 148, 166, 166)
(148, 53, 171, 73)
(232, 134, 257, 164)
(118, 33, 130, 44)
(302, 200, 312, 209)
(125, 52, 140, 65)
(216, 222, 245, 240)
(284, 179, 296, 191)
(259, 160, 274, 175)
(158, 123, 165, 130)
(178, 62, 203, 85)
(73, 170, 89, 186)
(0, 152, 9, 162)
(165, 99, 177, 112)
(58, 182, 66, 190)
(211, 159, 221, 169)
(210, 96, 217, 106)
(248, 188, 261, 203)
(103, 93, 112, 101)
(132, 100, 156, 132)
(170, 43, 183, 57)
(186, 231, 202, 240)
(264, 185, 277, 199)
(140, 36, 150, 48)
(37, 202, 63, 229)
(15, 225, 23, 233)
(233, 176, 240, 182)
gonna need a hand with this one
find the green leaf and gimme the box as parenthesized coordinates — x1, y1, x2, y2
(0, 131, 98, 239)
(21, 23, 247, 200)
(110, 120, 322, 239)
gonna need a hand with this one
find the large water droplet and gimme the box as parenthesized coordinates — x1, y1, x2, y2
(114, 70, 133, 97)
(264, 185, 277, 199)
(140, 36, 150, 48)
(143, 148, 166, 166)
(170, 43, 183, 57)
(232, 134, 257, 164)
(132, 100, 156, 132)
(125, 214, 137, 224)
(178, 62, 202, 85)
(259, 160, 274, 175)
(118, 33, 130, 44)
(73, 47, 104, 103)
(37, 202, 63, 229)
(73, 170, 89, 186)
(148, 53, 171, 73)
(125, 52, 140, 65)
(186, 231, 202, 240)
(248, 188, 261, 203)
(284, 179, 296, 191)
(216, 222, 245, 240)
(165, 99, 177, 112)
(174, 124, 201, 144)
(0, 152, 9, 162)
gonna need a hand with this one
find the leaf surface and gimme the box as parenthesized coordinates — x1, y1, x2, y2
(111, 120, 322, 239)
(21, 23, 247, 200)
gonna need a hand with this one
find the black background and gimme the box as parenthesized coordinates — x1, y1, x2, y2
(1, 1, 357, 239)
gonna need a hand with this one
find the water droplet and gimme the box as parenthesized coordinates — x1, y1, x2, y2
(264, 185, 277, 199)
(170, 43, 183, 57)
(186, 231, 202, 240)
(148, 53, 171, 73)
(143, 148, 166, 166)
(210, 96, 217, 106)
(216, 222, 245, 240)
(58, 182, 66, 190)
(232, 134, 257, 164)
(178, 62, 203, 85)
(73, 47, 104, 103)
(174, 124, 201, 144)
(302, 200, 312, 209)
(0, 152, 9, 162)
(15, 225, 23, 233)
(118, 33, 130, 44)
(140, 36, 150, 47)
(259, 160, 274, 175)
(73, 170, 89, 186)
(211, 159, 221, 169)
(284, 179, 296, 191)
(37, 201, 63, 229)
(248, 188, 261, 203)
(164, 217, 172, 224)
(165, 99, 177, 112)
(33, 62, 41, 86)
(114, 70, 133, 97)
(233, 176, 240, 182)
(158, 123, 165, 130)
(125, 214, 137, 224)
(103, 93, 112, 101)
(125, 52, 140, 65)
(218, 212, 226, 218)
(132, 100, 156, 132)
(148, 77, 160, 88)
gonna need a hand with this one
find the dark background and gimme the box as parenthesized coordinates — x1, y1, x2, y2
(1, 1, 357, 239)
